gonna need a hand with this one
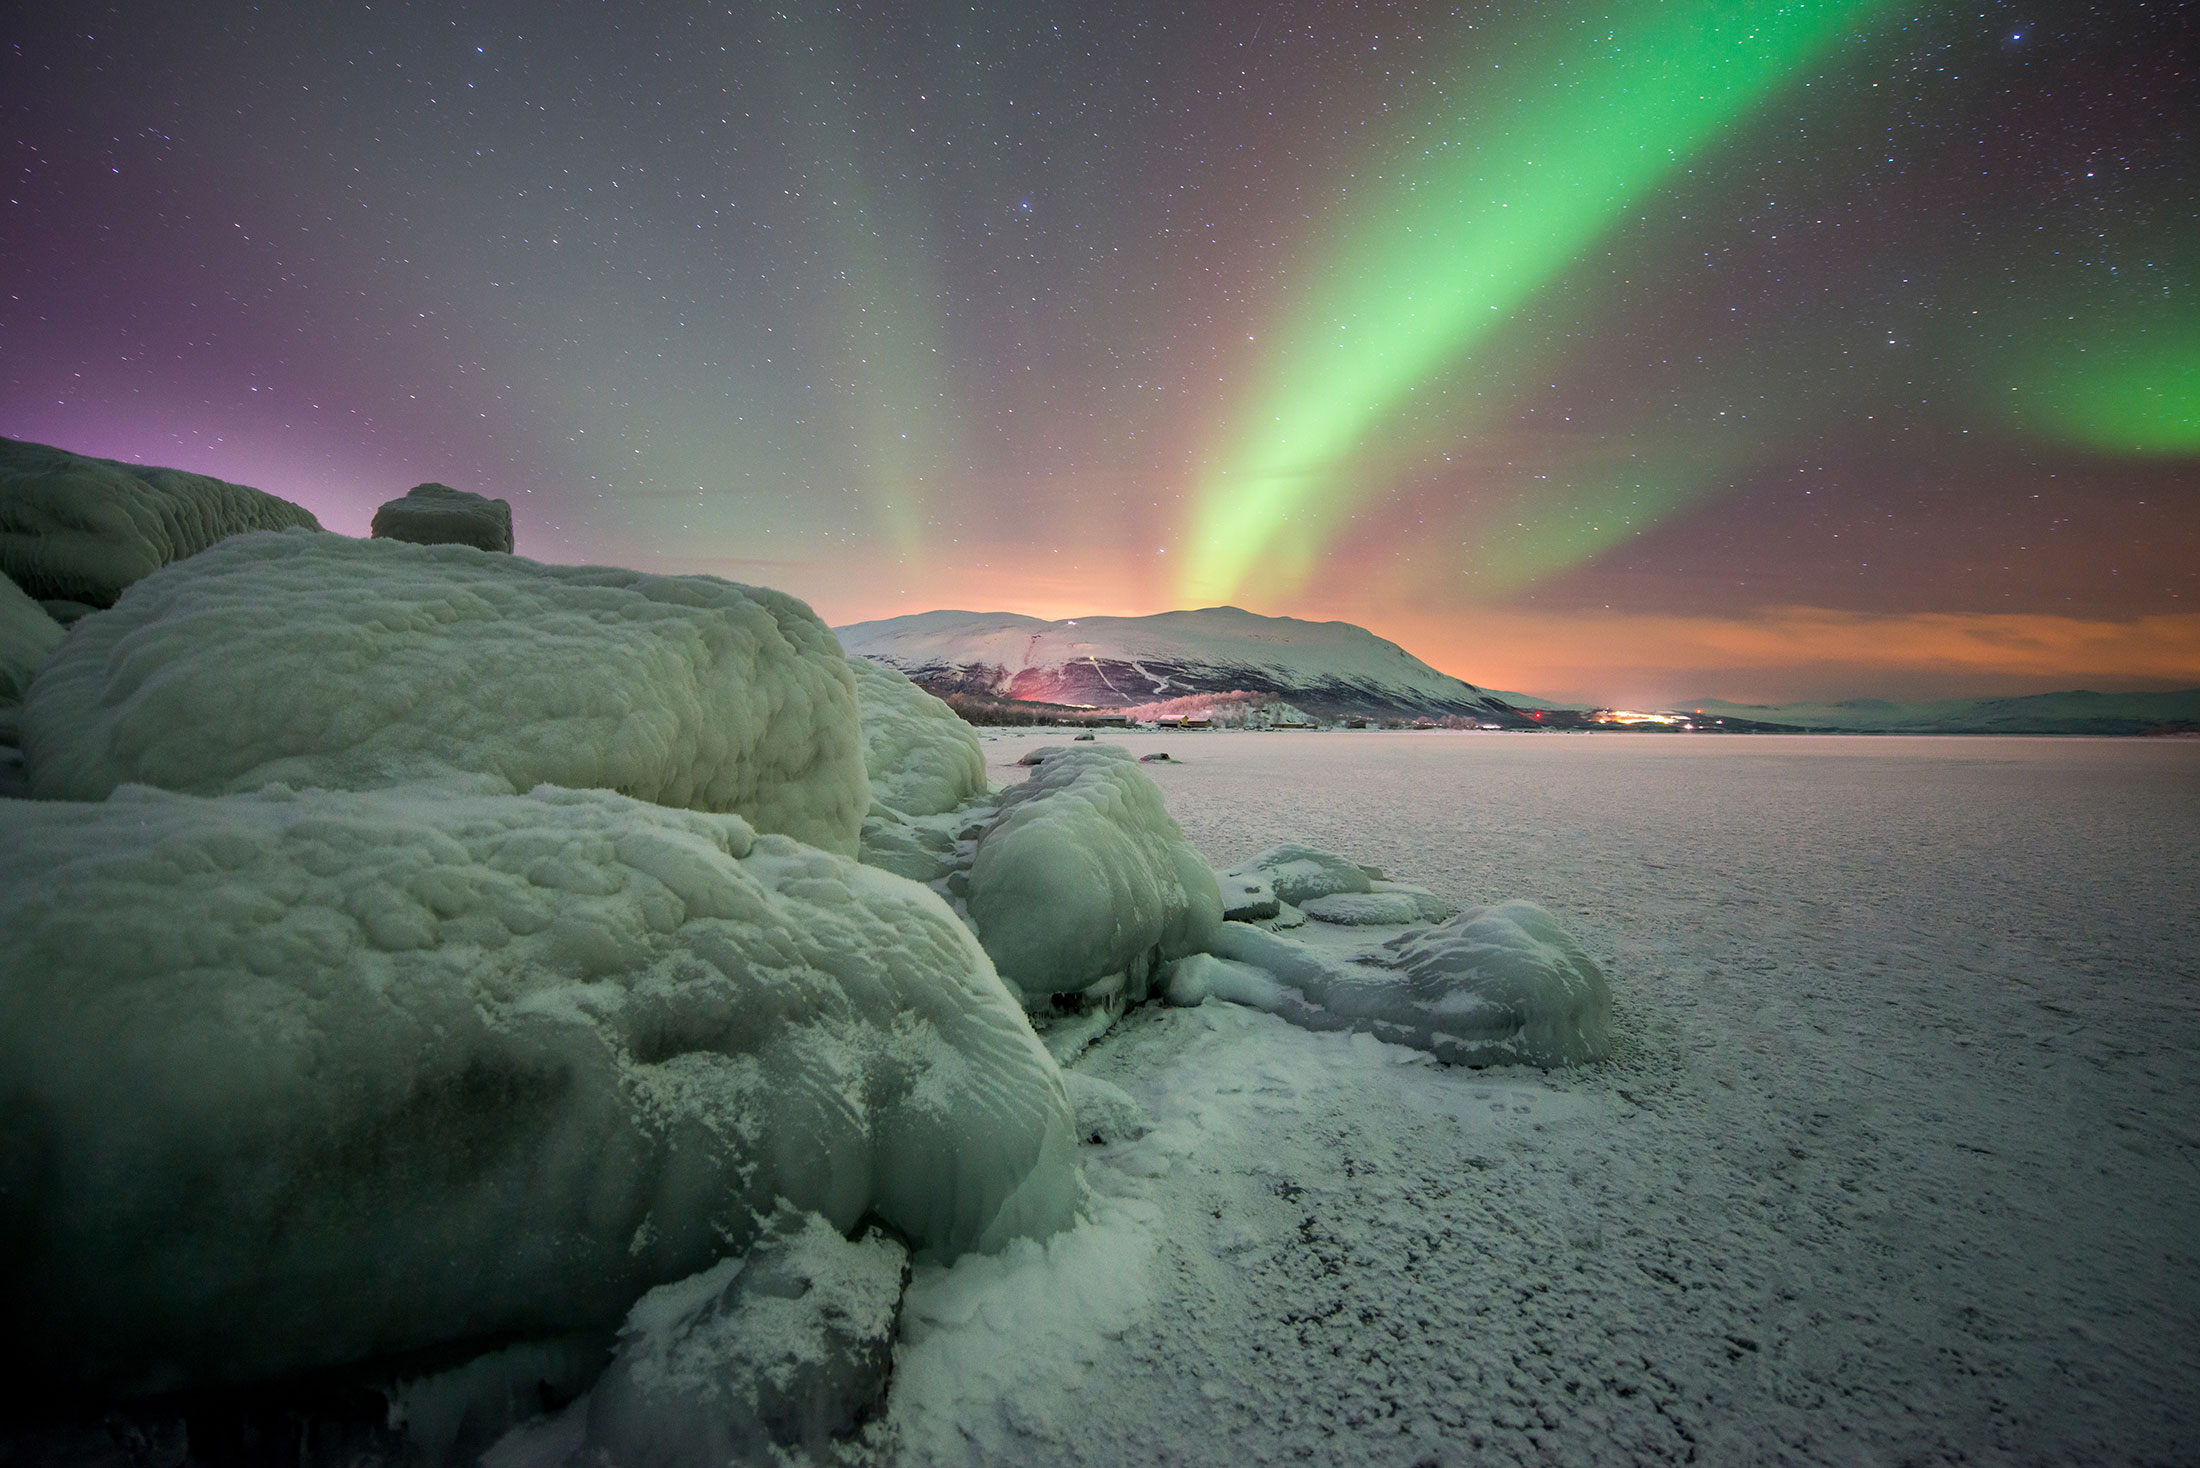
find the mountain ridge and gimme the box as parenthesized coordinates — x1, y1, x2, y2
(1677, 688, 2200, 736)
(834, 605, 1543, 723)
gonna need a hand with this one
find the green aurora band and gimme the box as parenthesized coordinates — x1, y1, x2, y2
(2015, 320, 2200, 458)
(1179, 0, 1897, 604)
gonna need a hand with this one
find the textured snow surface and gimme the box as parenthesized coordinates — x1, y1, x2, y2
(21, 531, 868, 853)
(371, 482, 516, 553)
(0, 434, 321, 606)
(0, 782, 1080, 1395)
(1300, 884, 1458, 925)
(965, 745, 1222, 1003)
(850, 728, 2200, 1465)
(1208, 899, 1611, 1068)
(585, 1207, 908, 1464)
(0, 568, 63, 742)
(847, 654, 986, 817)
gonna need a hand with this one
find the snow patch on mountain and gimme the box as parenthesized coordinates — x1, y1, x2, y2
(835, 607, 1527, 720)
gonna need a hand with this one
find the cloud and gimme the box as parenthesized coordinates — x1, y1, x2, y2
(1374, 606, 2200, 707)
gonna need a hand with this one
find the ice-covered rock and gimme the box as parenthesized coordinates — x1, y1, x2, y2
(39, 598, 98, 624)
(1217, 869, 1279, 922)
(847, 654, 986, 818)
(965, 746, 1222, 1004)
(0, 435, 321, 606)
(0, 783, 1081, 1395)
(856, 804, 962, 884)
(584, 1208, 908, 1466)
(1302, 883, 1459, 926)
(1206, 900, 1611, 1067)
(1224, 842, 1374, 906)
(388, 1335, 611, 1468)
(371, 481, 516, 553)
(0, 568, 64, 746)
(20, 530, 868, 854)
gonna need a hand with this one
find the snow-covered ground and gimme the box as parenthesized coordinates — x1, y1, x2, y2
(858, 730, 2200, 1466)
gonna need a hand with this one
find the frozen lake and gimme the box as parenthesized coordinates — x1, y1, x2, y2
(902, 730, 2200, 1465)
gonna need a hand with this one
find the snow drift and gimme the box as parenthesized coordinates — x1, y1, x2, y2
(847, 654, 986, 818)
(966, 746, 1222, 1004)
(0, 782, 1082, 1395)
(20, 531, 868, 854)
(0, 434, 321, 607)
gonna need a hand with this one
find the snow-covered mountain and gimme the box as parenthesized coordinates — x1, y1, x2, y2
(835, 606, 1535, 721)
(1678, 688, 2200, 736)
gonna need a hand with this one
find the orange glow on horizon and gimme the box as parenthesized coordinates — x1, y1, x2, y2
(622, 539, 2200, 707)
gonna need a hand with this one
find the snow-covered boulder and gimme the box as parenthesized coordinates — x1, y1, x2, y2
(0, 783, 1081, 1395)
(1216, 869, 1279, 922)
(1224, 842, 1377, 906)
(1206, 900, 1611, 1068)
(1302, 883, 1459, 926)
(585, 1207, 908, 1465)
(847, 654, 985, 818)
(1061, 1071, 1148, 1144)
(965, 746, 1222, 1004)
(0, 568, 64, 745)
(20, 531, 868, 854)
(371, 481, 516, 553)
(0, 435, 320, 606)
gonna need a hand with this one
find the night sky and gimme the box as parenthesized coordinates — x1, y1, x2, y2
(4, 1, 2194, 704)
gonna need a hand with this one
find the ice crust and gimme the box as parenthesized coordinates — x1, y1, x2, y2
(371, 481, 516, 554)
(847, 654, 986, 818)
(1206, 900, 1611, 1067)
(585, 1208, 908, 1465)
(0, 568, 64, 743)
(20, 531, 868, 854)
(0, 434, 321, 606)
(0, 782, 1081, 1394)
(965, 746, 1222, 1003)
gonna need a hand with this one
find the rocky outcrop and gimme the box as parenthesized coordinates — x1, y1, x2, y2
(0, 435, 320, 606)
(371, 481, 515, 553)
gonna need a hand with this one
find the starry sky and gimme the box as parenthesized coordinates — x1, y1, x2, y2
(4, 0, 2194, 704)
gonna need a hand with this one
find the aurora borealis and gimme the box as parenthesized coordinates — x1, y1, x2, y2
(4, 0, 2194, 703)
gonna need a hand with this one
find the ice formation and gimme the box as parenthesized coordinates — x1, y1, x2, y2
(20, 531, 868, 854)
(371, 481, 516, 553)
(964, 746, 1222, 1004)
(1224, 842, 1383, 906)
(0, 568, 63, 745)
(0, 782, 1081, 1394)
(1061, 1070, 1148, 1145)
(0, 434, 320, 606)
(847, 653, 986, 817)
(1207, 900, 1612, 1067)
(585, 1207, 908, 1465)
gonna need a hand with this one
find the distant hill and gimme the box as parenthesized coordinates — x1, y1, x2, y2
(1676, 688, 2200, 736)
(834, 606, 1545, 724)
